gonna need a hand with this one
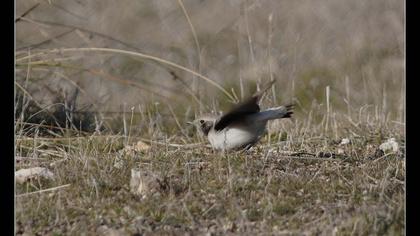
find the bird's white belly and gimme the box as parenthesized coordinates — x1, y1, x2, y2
(207, 127, 262, 150)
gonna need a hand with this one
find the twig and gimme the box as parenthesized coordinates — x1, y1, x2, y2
(289, 152, 316, 157)
(140, 138, 206, 149)
(15, 156, 48, 162)
(16, 18, 142, 51)
(16, 184, 71, 197)
(272, 155, 343, 162)
(17, 29, 75, 50)
(372, 152, 395, 163)
(167, 103, 189, 139)
(15, 3, 40, 22)
(14, 81, 43, 108)
(169, 71, 205, 108)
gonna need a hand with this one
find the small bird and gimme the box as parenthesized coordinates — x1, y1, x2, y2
(189, 80, 293, 151)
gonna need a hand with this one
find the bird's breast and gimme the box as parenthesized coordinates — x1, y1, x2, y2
(207, 124, 266, 150)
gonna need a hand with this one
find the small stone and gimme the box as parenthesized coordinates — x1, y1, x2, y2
(339, 138, 350, 145)
(379, 138, 399, 153)
(15, 167, 54, 184)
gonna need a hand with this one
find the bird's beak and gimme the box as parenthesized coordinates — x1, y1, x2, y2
(186, 121, 194, 125)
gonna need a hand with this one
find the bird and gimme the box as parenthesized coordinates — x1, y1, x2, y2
(189, 80, 293, 151)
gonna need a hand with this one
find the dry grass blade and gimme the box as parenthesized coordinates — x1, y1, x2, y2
(16, 184, 71, 198)
(15, 47, 236, 102)
(15, 3, 40, 22)
(177, 0, 201, 67)
(15, 82, 43, 108)
(15, 1, 404, 235)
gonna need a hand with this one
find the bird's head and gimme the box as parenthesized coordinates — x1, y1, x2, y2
(187, 115, 218, 136)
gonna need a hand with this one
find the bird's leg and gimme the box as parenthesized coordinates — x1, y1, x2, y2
(242, 145, 253, 154)
(241, 145, 255, 167)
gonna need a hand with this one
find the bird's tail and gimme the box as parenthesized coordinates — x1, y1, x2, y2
(255, 104, 294, 121)
(282, 104, 294, 118)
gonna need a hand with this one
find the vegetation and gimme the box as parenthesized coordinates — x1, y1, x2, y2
(16, 0, 404, 235)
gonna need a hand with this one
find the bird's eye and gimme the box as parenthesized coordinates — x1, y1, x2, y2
(199, 120, 204, 124)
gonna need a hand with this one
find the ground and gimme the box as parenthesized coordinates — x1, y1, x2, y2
(15, 0, 404, 234)
(15, 120, 405, 235)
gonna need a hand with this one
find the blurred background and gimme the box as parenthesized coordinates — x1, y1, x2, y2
(15, 0, 404, 136)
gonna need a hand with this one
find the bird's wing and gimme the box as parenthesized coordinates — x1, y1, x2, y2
(214, 80, 276, 131)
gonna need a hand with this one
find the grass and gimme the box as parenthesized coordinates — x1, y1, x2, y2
(15, 103, 405, 235)
(15, 0, 404, 234)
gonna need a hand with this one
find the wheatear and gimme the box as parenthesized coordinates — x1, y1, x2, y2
(190, 80, 293, 151)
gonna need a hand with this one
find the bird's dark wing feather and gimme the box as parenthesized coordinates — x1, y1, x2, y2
(214, 79, 276, 131)
(214, 96, 260, 131)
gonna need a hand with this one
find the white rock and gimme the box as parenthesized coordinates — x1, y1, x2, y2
(379, 138, 399, 153)
(339, 138, 350, 145)
(15, 167, 54, 184)
(113, 158, 124, 169)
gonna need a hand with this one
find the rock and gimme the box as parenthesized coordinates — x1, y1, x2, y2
(379, 138, 399, 153)
(15, 167, 54, 184)
(339, 138, 350, 145)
